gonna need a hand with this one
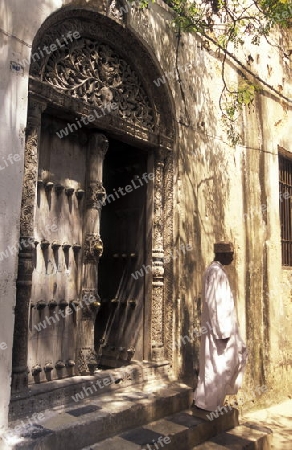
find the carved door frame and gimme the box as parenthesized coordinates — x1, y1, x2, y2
(12, 6, 176, 391)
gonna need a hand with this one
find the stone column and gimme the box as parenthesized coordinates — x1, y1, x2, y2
(151, 149, 167, 362)
(11, 99, 46, 392)
(77, 133, 108, 374)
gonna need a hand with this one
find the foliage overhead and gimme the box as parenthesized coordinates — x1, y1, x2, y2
(137, 0, 292, 144)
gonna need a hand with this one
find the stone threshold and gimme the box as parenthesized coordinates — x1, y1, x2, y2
(81, 410, 272, 450)
(9, 361, 172, 421)
(193, 423, 272, 449)
(81, 407, 239, 450)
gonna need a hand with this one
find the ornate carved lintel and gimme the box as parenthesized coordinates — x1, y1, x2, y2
(35, 37, 154, 130)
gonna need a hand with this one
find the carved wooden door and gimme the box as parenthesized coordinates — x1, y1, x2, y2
(28, 115, 106, 383)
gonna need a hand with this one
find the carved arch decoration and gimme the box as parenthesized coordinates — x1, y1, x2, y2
(28, 7, 175, 142)
(31, 38, 154, 130)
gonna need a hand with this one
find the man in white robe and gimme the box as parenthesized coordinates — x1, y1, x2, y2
(194, 241, 247, 411)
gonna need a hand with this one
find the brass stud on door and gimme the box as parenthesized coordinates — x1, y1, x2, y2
(51, 241, 61, 250)
(31, 364, 42, 384)
(48, 299, 58, 309)
(59, 299, 69, 309)
(55, 184, 64, 195)
(76, 189, 85, 200)
(45, 182, 54, 192)
(72, 243, 81, 253)
(65, 187, 74, 196)
(36, 300, 47, 310)
(44, 362, 53, 373)
(41, 240, 50, 250)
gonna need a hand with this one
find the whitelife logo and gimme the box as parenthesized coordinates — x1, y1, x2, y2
(12, 31, 81, 72)
(97, 172, 154, 209)
(55, 102, 118, 139)
(0, 153, 21, 171)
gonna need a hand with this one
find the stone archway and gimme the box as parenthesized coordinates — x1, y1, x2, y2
(12, 5, 176, 391)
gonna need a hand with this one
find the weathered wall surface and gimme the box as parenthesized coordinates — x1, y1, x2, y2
(0, 0, 28, 434)
(129, 0, 292, 405)
(0, 0, 291, 438)
(0, 0, 63, 438)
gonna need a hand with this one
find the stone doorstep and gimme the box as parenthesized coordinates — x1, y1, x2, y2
(9, 361, 172, 421)
(80, 407, 239, 450)
(3, 382, 192, 450)
(192, 423, 273, 449)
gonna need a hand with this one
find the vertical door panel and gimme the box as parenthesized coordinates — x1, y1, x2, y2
(28, 116, 87, 383)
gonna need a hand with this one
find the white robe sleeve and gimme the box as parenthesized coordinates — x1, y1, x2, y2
(205, 269, 234, 339)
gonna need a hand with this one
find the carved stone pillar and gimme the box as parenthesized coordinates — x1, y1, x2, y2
(151, 149, 167, 362)
(77, 133, 108, 374)
(12, 99, 46, 392)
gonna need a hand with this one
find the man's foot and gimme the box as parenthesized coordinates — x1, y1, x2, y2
(191, 404, 214, 413)
(193, 405, 205, 411)
(190, 402, 208, 411)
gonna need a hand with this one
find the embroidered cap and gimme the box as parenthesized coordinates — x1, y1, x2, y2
(214, 241, 234, 253)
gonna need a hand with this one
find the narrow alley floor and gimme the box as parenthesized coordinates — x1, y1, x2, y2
(242, 399, 292, 449)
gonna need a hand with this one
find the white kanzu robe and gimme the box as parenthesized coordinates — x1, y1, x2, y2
(194, 261, 247, 411)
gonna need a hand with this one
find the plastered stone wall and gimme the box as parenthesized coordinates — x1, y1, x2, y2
(0, 0, 291, 437)
(0, 0, 63, 440)
(0, 3, 26, 437)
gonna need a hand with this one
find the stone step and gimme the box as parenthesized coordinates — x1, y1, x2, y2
(9, 363, 173, 421)
(81, 406, 239, 450)
(192, 423, 272, 449)
(2, 382, 192, 450)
